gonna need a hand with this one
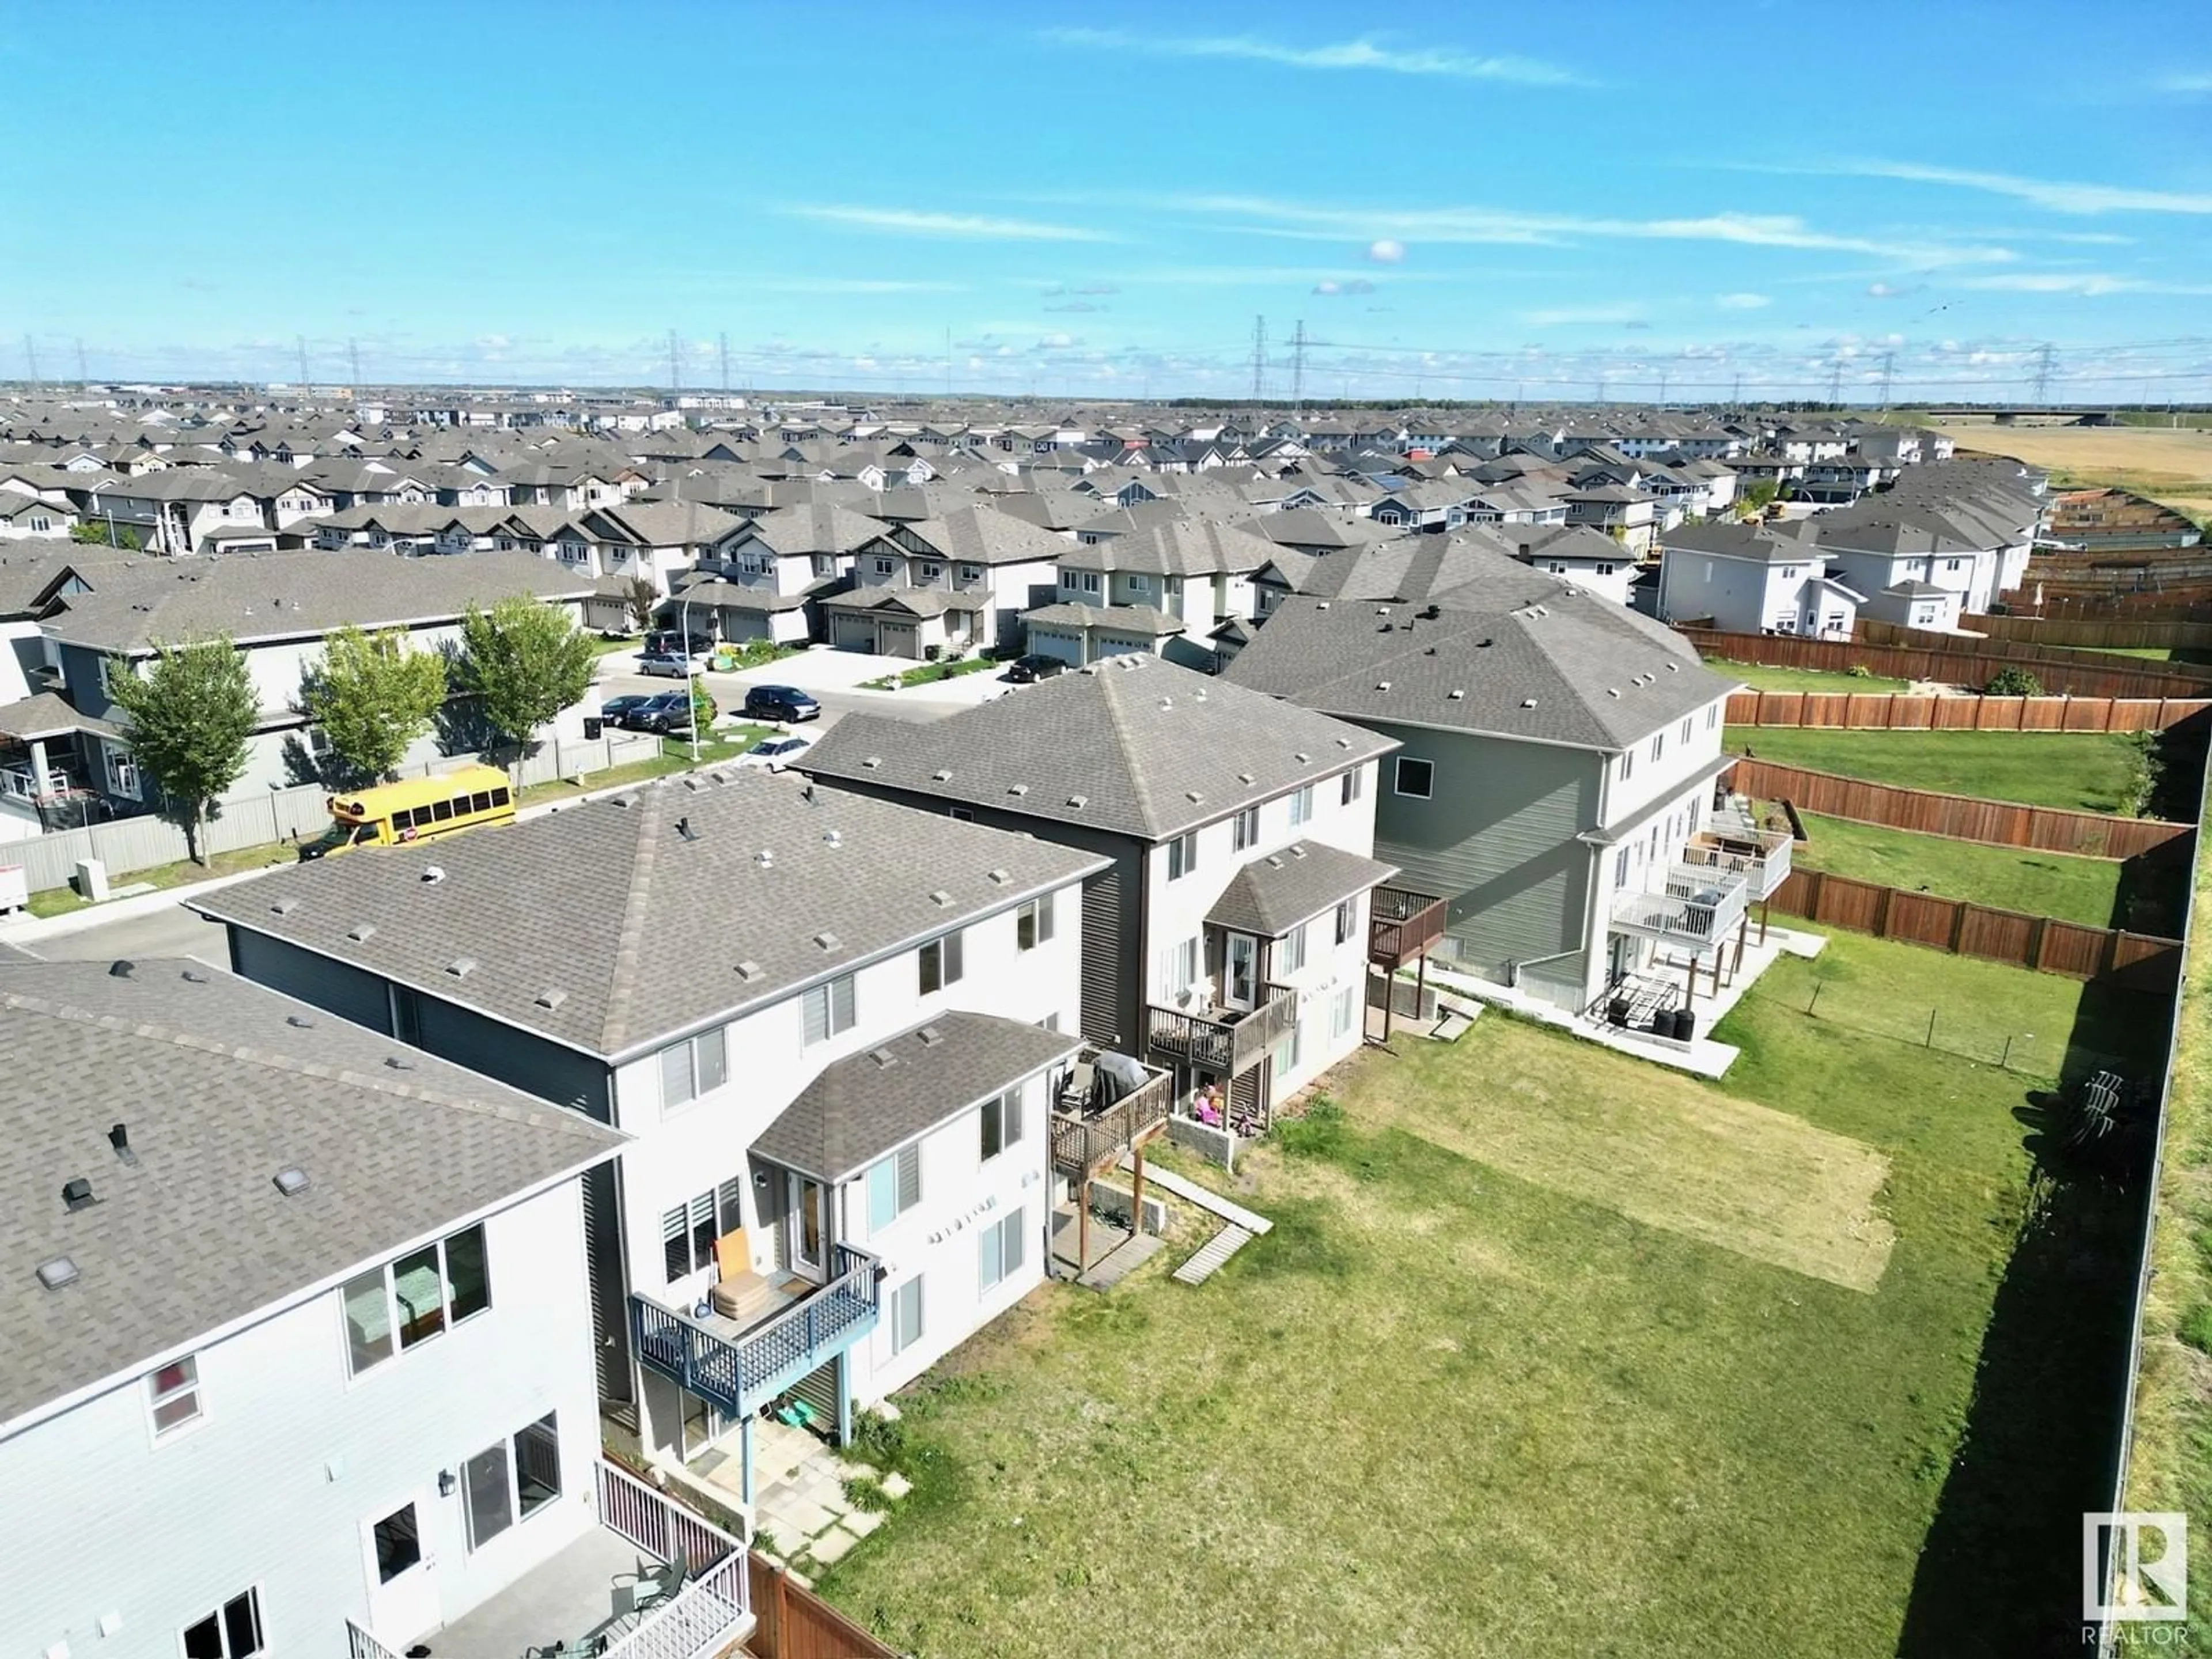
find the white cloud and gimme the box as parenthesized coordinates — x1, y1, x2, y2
(1866, 281, 1925, 299)
(1366, 238, 1406, 263)
(1313, 278, 1377, 297)
(1823, 160, 2212, 215)
(1039, 331, 1078, 349)
(1521, 305, 1645, 327)
(1040, 28, 1584, 86)
(1956, 271, 2212, 296)
(2160, 71, 2212, 93)
(1716, 293, 1771, 310)
(783, 205, 1115, 242)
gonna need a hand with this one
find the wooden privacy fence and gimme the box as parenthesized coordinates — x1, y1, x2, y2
(1724, 690, 2210, 733)
(1963, 612, 2212, 651)
(1993, 591, 2212, 624)
(1855, 619, 2212, 684)
(1725, 757, 2195, 859)
(1680, 626, 2207, 700)
(744, 1552, 897, 1659)
(1769, 867, 2181, 993)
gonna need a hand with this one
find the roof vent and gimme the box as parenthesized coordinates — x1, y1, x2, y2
(813, 931, 839, 951)
(1237, 771, 1254, 785)
(862, 756, 881, 769)
(347, 923, 376, 943)
(1607, 687, 1621, 698)
(421, 865, 446, 884)
(384, 1054, 412, 1071)
(1194, 688, 1208, 700)
(821, 828, 844, 848)
(1375, 680, 1391, 692)
(270, 897, 298, 916)
(734, 960, 764, 981)
(62, 1177, 96, 1212)
(1665, 661, 1679, 672)
(928, 889, 954, 907)
(286, 1013, 315, 1029)
(1158, 696, 1172, 710)
(1521, 697, 1537, 709)
(1449, 688, 1465, 700)
(868, 1046, 899, 1069)
(108, 1123, 136, 1165)
(35, 1256, 78, 1292)
(1316, 600, 1330, 609)
(445, 956, 476, 978)
(918, 1024, 945, 1047)
(931, 768, 953, 782)
(108, 959, 134, 979)
(675, 816, 700, 843)
(611, 794, 638, 809)
(1007, 783, 1029, 797)
(535, 987, 568, 1010)
(755, 849, 774, 868)
(182, 967, 207, 983)
(272, 1166, 310, 1198)
(1185, 790, 1203, 804)
(1065, 793, 1088, 809)
(1294, 751, 1310, 764)
(987, 868, 1011, 885)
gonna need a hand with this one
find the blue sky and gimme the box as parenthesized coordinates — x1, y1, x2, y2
(4, 1, 2210, 400)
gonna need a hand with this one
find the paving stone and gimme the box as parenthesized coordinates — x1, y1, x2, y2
(880, 1471, 912, 1499)
(770, 1497, 835, 1539)
(842, 1506, 887, 1537)
(808, 1525, 860, 1565)
(786, 1569, 814, 1592)
(874, 1401, 902, 1422)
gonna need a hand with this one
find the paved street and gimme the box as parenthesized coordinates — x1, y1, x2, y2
(21, 901, 230, 967)
(594, 642, 1022, 732)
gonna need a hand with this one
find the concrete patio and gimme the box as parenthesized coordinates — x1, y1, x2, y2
(713, 1414, 908, 1575)
(412, 1526, 668, 1659)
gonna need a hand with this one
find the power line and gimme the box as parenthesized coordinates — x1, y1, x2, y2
(1249, 315, 1267, 403)
(718, 331, 730, 393)
(349, 337, 362, 391)
(2031, 342, 2055, 404)
(667, 328, 681, 395)
(296, 335, 309, 389)
(1290, 319, 1306, 415)
(1826, 359, 1843, 406)
(1657, 368, 1669, 407)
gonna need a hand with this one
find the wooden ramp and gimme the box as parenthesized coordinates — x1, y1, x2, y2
(1173, 1224, 1255, 1285)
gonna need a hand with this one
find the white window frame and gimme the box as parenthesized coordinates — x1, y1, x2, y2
(662, 1178, 744, 1284)
(1017, 892, 1055, 950)
(802, 974, 857, 1046)
(979, 1209, 1027, 1293)
(147, 1353, 203, 1441)
(919, 929, 964, 995)
(658, 1025, 728, 1113)
(341, 1222, 492, 1380)
(889, 1274, 925, 1354)
(980, 1088, 1023, 1162)
(1335, 897, 1357, 947)
(1277, 921, 1308, 975)
(1330, 983, 1357, 1040)
(1394, 756, 1434, 799)
(180, 1587, 264, 1659)
(1231, 805, 1260, 851)
(462, 1410, 562, 1552)
(868, 1143, 923, 1233)
(1167, 831, 1199, 880)
(1288, 783, 1315, 827)
(1340, 767, 1362, 806)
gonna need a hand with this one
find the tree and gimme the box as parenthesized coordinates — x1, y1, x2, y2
(1986, 665, 2043, 697)
(102, 635, 257, 864)
(624, 576, 658, 634)
(1737, 480, 1779, 517)
(453, 597, 596, 777)
(301, 625, 450, 785)
(70, 520, 141, 550)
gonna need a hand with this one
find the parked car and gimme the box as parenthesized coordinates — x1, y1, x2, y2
(647, 628, 712, 657)
(638, 650, 697, 679)
(742, 685, 821, 722)
(599, 693, 654, 728)
(637, 690, 717, 734)
(744, 734, 814, 772)
(1003, 654, 1069, 684)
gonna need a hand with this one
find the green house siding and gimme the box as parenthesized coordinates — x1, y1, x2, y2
(1371, 723, 1601, 980)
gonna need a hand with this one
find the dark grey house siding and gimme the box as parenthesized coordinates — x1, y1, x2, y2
(1369, 721, 1599, 979)
(414, 994, 608, 1121)
(228, 927, 394, 1034)
(59, 644, 113, 721)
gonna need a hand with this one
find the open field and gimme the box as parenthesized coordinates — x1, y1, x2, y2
(1789, 810, 2131, 929)
(1711, 658, 1912, 694)
(1933, 421, 2212, 524)
(1728, 726, 2152, 815)
(817, 935, 2153, 1658)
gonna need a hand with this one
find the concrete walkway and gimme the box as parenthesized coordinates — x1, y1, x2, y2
(1115, 1156, 1274, 1236)
(698, 1416, 910, 1581)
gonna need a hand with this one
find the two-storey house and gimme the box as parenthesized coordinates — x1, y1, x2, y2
(819, 506, 1064, 658)
(1653, 519, 1866, 637)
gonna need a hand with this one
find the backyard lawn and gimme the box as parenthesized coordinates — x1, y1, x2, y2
(1788, 810, 2130, 929)
(1727, 726, 2154, 815)
(1711, 658, 1912, 694)
(816, 934, 2153, 1658)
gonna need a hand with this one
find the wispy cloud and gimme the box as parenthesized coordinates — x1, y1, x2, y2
(1312, 278, 1378, 297)
(1817, 160, 2212, 215)
(1521, 305, 1645, 327)
(2159, 71, 2212, 93)
(1955, 272, 2212, 296)
(1866, 281, 1926, 300)
(1717, 292, 1771, 310)
(783, 205, 1115, 242)
(1041, 27, 1584, 87)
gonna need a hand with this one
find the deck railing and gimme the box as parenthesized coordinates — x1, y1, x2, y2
(1051, 1062, 1173, 1177)
(595, 1459, 751, 1659)
(346, 1622, 403, 1659)
(1681, 831, 1793, 900)
(1145, 982, 1298, 1077)
(1369, 884, 1448, 966)
(1611, 865, 1749, 944)
(631, 1243, 880, 1419)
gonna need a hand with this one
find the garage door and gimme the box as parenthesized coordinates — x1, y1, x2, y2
(878, 621, 919, 659)
(1029, 629, 1081, 665)
(831, 613, 877, 652)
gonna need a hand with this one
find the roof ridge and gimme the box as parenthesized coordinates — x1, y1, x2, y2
(597, 794, 663, 1052)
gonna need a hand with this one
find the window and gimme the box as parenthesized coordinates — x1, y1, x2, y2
(1341, 768, 1363, 806)
(1288, 783, 1315, 827)
(980, 1088, 1022, 1160)
(802, 974, 857, 1045)
(1335, 897, 1357, 946)
(463, 1411, 562, 1551)
(1277, 922, 1308, 975)
(1650, 733, 1665, 762)
(662, 1178, 744, 1282)
(182, 1589, 263, 1659)
(1017, 892, 1055, 949)
(1706, 705, 1718, 730)
(1395, 757, 1434, 799)
(960, 563, 982, 582)
(873, 556, 896, 576)
(868, 1143, 922, 1232)
(1127, 574, 1150, 593)
(147, 1354, 201, 1437)
(657, 1026, 728, 1110)
(1596, 561, 1616, 577)
(1232, 805, 1260, 851)
(1615, 847, 1631, 886)
(374, 1503, 422, 1582)
(1166, 935, 1199, 994)
(979, 1209, 1027, 1292)
(1166, 832, 1199, 881)
(1271, 1022, 1302, 1085)
(391, 984, 421, 1045)
(1081, 571, 1101, 594)
(889, 1275, 925, 1355)
(919, 562, 942, 580)
(919, 930, 964, 995)
(1331, 984, 1357, 1040)
(343, 1222, 490, 1376)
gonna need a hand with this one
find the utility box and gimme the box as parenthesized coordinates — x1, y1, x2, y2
(0, 865, 25, 916)
(74, 857, 109, 904)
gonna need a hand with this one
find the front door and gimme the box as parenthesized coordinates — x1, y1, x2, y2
(787, 1173, 827, 1281)
(363, 1495, 440, 1646)
(1225, 934, 1257, 1010)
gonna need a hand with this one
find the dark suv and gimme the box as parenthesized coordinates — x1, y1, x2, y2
(646, 628, 713, 657)
(1004, 654, 1069, 684)
(637, 690, 716, 734)
(742, 684, 821, 722)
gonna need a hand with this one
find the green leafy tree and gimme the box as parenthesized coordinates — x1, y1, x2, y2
(301, 625, 449, 785)
(1737, 480, 1779, 517)
(624, 576, 658, 634)
(70, 520, 141, 550)
(102, 635, 257, 863)
(453, 597, 595, 777)
(1986, 665, 2043, 697)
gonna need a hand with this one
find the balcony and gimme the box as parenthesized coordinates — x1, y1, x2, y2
(346, 1459, 751, 1659)
(1680, 828, 1793, 902)
(632, 1242, 880, 1421)
(1146, 982, 1299, 1078)
(1610, 865, 1750, 946)
(1051, 1049, 1173, 1179)
(1369, 885, 1448, 968)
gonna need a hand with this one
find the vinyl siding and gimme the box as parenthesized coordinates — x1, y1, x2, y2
(229, 927, 395, 1035)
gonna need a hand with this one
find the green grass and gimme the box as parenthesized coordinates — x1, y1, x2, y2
(862, 656, 1001, 691)
(817, 934, 2155, 1657)
(1713, 659, 1913, 694)
(1790, 811, 2132, 929)
(1728, 726, 2154, 815)
(24, 841, 297, 916)
(589, 632, 642, 658)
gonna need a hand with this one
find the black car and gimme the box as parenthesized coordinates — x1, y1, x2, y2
(599, 693, 654, 729)
(646, 627, 713, 657)
(1004, 654, 1069, 684)
(742, 684, 821, 722)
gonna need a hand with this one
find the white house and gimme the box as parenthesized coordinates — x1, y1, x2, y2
(1653, 520, 1865, 638)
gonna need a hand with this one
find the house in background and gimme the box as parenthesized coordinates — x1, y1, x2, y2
(1652, 519, 1866, 637)
(197, 771, 1111, 1514)
(676, 501, 889, 645)
(0, 957, 740, 1659)
(1506, 524, 1638, 606)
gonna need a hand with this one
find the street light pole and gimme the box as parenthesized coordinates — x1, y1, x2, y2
(680, 590, 702, 764)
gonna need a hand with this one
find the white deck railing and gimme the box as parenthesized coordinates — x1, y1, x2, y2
(345, 1621, 403, 1659)
(594, 1458, 752, 1658)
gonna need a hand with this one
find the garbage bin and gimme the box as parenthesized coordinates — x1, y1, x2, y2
(1674, 1007, 1696, 1042)
(1607, 998, 1630, 1027)
(582, 715, 603, 740)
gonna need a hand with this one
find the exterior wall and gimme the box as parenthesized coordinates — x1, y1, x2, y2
(0, 1180, 602, 1659)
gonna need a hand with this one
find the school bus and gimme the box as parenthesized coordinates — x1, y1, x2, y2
(297, 764, 517, 860)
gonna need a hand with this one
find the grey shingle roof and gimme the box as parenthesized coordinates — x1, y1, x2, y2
(0, 959, 621, 1429)
(1206, 840, 1401, 937)
(799, 653, 1395, 841)
(0, 691, 116, 741)
(1021, 601, 1184, 635)
(750, 1012, 1077, 1181)
(194, 768, 1104, 1059)
(1222, 593, 1734, 752)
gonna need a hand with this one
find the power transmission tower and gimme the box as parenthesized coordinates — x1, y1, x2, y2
(1249, 315, 1267, 403)
(718, 331, 730, 393)
(667, 329, 681, 395)
(75, 338, 89, 387)
(349, 337, 362, 391)
(1290, 319, 1307, 415)
(1657, 369, 1669, 407)
(2031, 342, 2055, 404)
(296, 335, 309, 389)
(1594, 374, 1606, 403)
(945, 326, 953, 399)
(1731, 372, 1743, 406)
(1877, 350, 1895, 411)
(1826, 359, 1843, 407)
(22, 334, 38, 391)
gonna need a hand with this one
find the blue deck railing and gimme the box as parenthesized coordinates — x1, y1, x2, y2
(631, 1243, 881, 1419)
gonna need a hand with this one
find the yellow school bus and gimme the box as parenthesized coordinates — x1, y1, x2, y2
(297, 764, 517, 860)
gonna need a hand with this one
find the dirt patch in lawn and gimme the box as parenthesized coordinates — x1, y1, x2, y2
(1334, 1026, 1897, 1292)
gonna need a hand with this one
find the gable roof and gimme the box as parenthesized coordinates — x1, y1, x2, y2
(1206, 840, 1401, 938)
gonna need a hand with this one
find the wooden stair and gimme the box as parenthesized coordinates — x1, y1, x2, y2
(1172, 1224, 1255, 1286)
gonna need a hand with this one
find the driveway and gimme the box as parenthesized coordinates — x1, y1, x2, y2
(597, 644, 1028, 729)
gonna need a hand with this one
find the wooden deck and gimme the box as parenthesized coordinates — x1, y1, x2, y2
(1145, 983, 1298, 1077)
(1369, 884, 1448, 968)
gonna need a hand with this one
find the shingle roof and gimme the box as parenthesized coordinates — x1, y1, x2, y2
(750, 1013, 1077, 1181)
(1021, 601, 1185, 635)
(0, 691, 116, 741)
(194, 768, 1104, 1059)
(1206, 840, 1401, 937)
(800, 653, 1395, 840)
(0, 959, 621, 1429)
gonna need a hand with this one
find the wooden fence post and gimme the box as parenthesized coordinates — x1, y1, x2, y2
(1873, 884, 1893, 940)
